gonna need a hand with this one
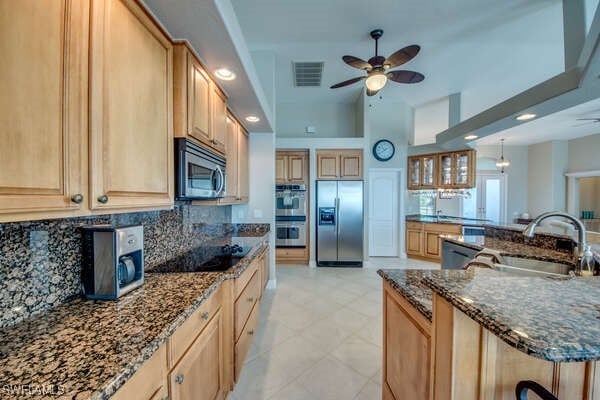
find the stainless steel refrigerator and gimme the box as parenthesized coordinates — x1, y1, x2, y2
(316, 180, 363, 267)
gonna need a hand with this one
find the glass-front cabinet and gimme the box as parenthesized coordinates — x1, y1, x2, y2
(408, 155, 438, 189)
(408, 150, 475, 190)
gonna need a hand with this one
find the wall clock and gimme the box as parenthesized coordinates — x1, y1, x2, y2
(373, 139, 395, 161)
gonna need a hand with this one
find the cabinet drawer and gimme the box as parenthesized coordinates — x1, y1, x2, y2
(235, 269, 260, 341)
(234, 257, 259, 299)
(112, 345, 167, 400)
(276, 247, 307, 259)
(169, 285, 222, 367)
(423, 223, 461, 234)
(406, 221, 423, 230)
(235, 301, 260, 380)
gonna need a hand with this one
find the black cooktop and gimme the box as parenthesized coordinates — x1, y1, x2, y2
(149, 244, 250, 273)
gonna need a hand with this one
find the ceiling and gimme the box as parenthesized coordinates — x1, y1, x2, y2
(231, 0, 565, 118)
(476, 97, 600, 145)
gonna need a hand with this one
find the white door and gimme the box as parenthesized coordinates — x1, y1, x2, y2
(369, 169, 400, 257)
(473, 173, 507, 223)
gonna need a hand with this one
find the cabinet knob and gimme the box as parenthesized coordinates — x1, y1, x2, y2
(248, 330, 254, 335)
(97, 195, 109, 204)
(175, 374, 184, 384)
(70, 194, 84, 204)
(247, 297, 254, 303)
(200, 311, 209, 320)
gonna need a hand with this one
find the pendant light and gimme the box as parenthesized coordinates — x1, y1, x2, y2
(495, 139, 510, 173)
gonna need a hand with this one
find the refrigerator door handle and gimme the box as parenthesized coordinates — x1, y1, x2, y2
(336, 196, 340, 258)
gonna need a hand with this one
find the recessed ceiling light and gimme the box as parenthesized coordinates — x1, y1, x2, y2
(515, 113, 536, 121)
(465, 134, 478, 140)
(215, 68, 236, 81)
(245, 115, 260, 123)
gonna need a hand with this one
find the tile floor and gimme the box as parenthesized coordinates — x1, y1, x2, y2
(229, 258, 439, 400)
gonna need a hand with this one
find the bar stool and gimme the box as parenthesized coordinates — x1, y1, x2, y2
(516, 381, 558, 400)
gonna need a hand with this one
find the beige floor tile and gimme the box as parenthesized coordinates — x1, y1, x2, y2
(353, 381, 382, 400)
(345, 298, 382, 318)
(297, 356, 369, 400)
(371, 368, 382, 385)
(245, 319, 297, 363)
(331, 335, 382, 378)
(355, 316, 383, 347)
(327, 307, 371, 332)
(267, 380, 317, 400)
(231, 354, 293, 400)
(299, 318, 355, 353)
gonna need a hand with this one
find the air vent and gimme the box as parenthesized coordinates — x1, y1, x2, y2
(293, 62, 323, 87)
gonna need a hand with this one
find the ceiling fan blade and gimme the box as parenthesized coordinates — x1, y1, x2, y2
(366, 87, 381, 97)
(342, 55, 373, 71)
(387, 70, 425, 84)
(330, 76, 365, 89)
(384, 45, 420, 68)
(576, 118, 600, 121)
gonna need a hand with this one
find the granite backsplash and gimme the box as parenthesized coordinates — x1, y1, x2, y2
(0, 202, 264, 328)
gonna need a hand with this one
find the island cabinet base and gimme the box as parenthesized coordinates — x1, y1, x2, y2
(383, 281, 432, 400)
(432, 294, 599, 400)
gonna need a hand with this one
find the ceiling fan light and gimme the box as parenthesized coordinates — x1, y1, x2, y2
(365, 72, 387, 91)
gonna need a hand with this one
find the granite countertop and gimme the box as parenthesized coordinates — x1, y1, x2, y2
(423, 268, 600, 362)
(441, 234, 576, 266)
(377, 269, 434, 321)
(0, 233, 268, 399)
(379, 267, 600, 363)
(406, 214, 490, 226)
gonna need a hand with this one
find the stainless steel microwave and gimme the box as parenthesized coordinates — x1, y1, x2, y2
(175, 138, 226, 200)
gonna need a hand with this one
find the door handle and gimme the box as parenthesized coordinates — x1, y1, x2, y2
(215, 165, 224, 194)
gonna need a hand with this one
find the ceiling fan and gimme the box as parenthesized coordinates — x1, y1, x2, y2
(330, 29, 424, 96)
(573, 117, 600, 127)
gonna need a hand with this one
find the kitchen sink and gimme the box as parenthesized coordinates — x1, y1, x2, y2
(495, 256, 573, 278)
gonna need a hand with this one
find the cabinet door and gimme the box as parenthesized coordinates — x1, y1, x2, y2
(221, 114, 238, 202)
(89, 0, 173, 210)
(424, 231, 442, 259)
(112, 346, 168, 400)
(339, 151, 363, 179)
(453, 150, 474, 188)
(316, 153, 339, 179)
(438, 153, 453, 187)
(187, 56, 211, 145)
(384, 284, 431, 400)
(421, 155, 436, 188)
(275, 155, 288, 183)
(288, 154, 306, 182)
(237, 128, 249, 201)
(210, 85, 227, 154)
(0, 0, 87, 220)
(406, 229, 424, 256)
(170, 309, 225, 400)
(408, 157, 421, 189)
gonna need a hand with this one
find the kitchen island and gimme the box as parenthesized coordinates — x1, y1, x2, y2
(379, 268, 600, 400)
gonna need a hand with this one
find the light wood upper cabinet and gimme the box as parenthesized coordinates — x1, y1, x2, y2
(187, 56, 211, 144)
(408, 150, 475, 190)
(210, 86, 227, 154)
(89, 0, 173, 210)
(169, 309, 226, 400)
(219, 114, 248, 204)
(316, 149, 363, 180)
(407, 154, 437, 190)
(276, 151, 308, 184)
(173, 42, 228, 156)
(0, 0, 88, 220)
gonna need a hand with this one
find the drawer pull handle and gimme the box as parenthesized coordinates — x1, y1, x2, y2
(71, 194, 84, 204)
(175, 374, 184, 384)
(247, 297, 254, 302)
(97, 194, 109, 204)
(200, 311, 209, 320)
(248, 330, 254, 335)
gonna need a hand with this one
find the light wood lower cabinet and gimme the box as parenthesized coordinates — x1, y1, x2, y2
(406, 222, 461, 262)
(111, 345, 168, 400)
(383, 281, 432, 400)
(169, 309, 226, 400)
(276, 247, 309, 264)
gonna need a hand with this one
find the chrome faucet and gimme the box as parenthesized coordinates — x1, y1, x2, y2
(523, 211, 587, 259)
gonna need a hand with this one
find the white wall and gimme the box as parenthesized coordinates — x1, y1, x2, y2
(568, 133, 600, 172)
(232, 133, 276, 285)
(413, 97, 449, 146)
(527, 140, 568, 217)
(276, 101, 359, 138)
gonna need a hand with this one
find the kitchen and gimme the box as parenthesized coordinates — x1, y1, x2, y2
(2, 1, 600, 400)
